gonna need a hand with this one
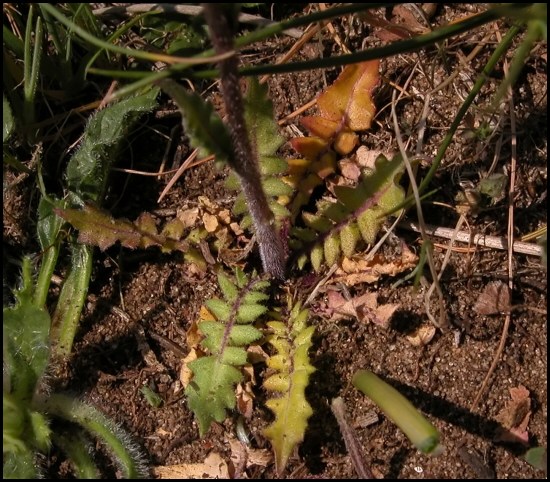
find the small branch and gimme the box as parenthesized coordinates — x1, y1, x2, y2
(472, 44, 518, 410)
(392, 88, 448, 329)
(398, 220, 542, 257)
(92, 4, 303, 39)
(331, 397, 373, 479)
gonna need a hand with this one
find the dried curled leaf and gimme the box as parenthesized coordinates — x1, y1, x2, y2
(494, 385, 532, 445)
(333, 246, 418, 286)
(321, 290, 399, 329)
(263, 298, 315, 474)
(473, 280, 511, 315)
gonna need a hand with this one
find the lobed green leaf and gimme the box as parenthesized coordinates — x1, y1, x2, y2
(263, 301, 315, 474)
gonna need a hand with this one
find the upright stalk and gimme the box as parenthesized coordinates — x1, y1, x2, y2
(202, 3, 286, 279)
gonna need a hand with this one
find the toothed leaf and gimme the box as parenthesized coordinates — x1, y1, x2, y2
(55, 204, 189, 253)
(243, 291, 270, 304)
(237, 303, 268, 323)
(357, 210, 380, 245)
(263, 301, 315, 474)
(245, 78, 284, 157)
(263, 177, 294, 197)
(217, 271, 238, 303)
(159, 79, 233, 166)
(184, 270, 270, 435)
(310, 243, 324, 272)
(225, 172, 240, 190)
(340, 223, 361, 257)
(205, 298, 231, 322)
(324, 233, 340, 267)
(260, 155, 289, 176)
(186, 357, 242, 435)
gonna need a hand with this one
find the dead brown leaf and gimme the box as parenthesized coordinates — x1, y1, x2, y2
(406, 324, 437, 346)
(323, 290, 399, 328)
(152, 452, 229, 479)
(494, 385, 531, 445)
(474, 280, 511, 315)
(333, 246, 418, 286)
(236, 365, 257, 419)
(338, 158, 361, 182)
(203, 212, 219, 233)
(226, 435, 273, 479)
(177, 206, 199, 228)
(179, 349, 198, 389)
(355, 146, 387, 170)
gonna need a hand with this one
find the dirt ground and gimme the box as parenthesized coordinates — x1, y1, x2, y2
(3, 4, 547, 479)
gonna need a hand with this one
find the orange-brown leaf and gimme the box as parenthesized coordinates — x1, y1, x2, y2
(316, 60, 380, 132)
(300, 117, 358, 155)
(289, 136, 330, 159)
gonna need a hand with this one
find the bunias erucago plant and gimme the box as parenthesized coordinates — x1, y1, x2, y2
(185, 268, 270, 435)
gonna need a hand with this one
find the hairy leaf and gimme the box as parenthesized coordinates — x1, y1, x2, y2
(226, 78, 290, 230)
(185, 270, 269, 436)
(3, 93, 15, 143)
(3, 258, 50, 402)
(263, 299, 315, 474)
(244, 78, 285, 161)
(66, 88, 158, 203)
(159, 79, 233, 166)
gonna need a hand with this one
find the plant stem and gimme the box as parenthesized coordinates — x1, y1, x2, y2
(44, 394, 147, 478)
(202, 4, 286, 279)
(49, 244, 93, 359)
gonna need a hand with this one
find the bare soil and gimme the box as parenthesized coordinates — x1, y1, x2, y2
(3, 4, 547, 479)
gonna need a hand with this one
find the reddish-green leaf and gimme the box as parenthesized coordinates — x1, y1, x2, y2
(316, 60, 380, 131)
(54, 204, 189, 252)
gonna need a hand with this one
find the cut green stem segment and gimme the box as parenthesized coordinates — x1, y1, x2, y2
(352, 370, 442, 455)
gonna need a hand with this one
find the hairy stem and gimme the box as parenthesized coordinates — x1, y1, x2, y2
(202, 3, 286, 279)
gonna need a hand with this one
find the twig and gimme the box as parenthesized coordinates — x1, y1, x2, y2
(157, 148, 199, 203)
(471, 35, 517, 409)
(260, 23, 321, 84)
(331, 397, 373, 479)
(398, 220, 542, 257)
(91, 4, 303, 39)
(391, 88, 448, 329)
(318, 3, 351, 54)
(304, 264, 338, 307)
